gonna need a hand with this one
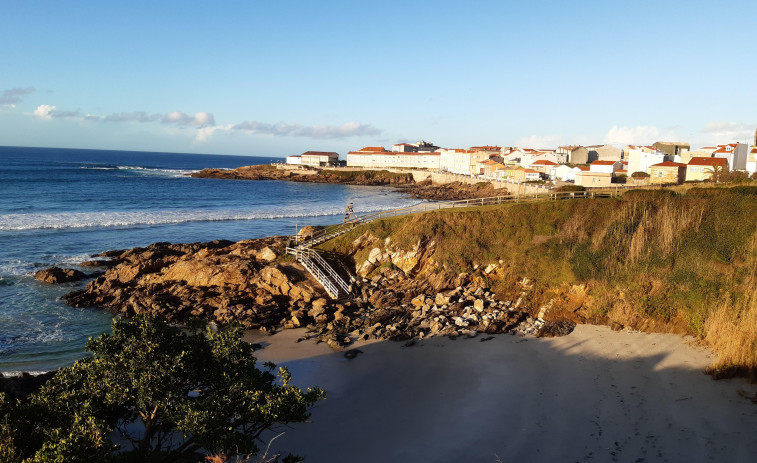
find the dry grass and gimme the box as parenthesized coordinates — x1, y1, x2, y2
(320, 186, 757, 375)
(704, 234, 757, 379)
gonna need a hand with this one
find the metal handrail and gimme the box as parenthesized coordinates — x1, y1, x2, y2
(299, 255, 339, 299)
(306, 249, 351, 294)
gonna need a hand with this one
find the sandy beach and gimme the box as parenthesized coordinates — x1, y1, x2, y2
(250, 326, 757, 463)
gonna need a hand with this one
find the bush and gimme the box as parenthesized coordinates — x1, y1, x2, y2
(556, 185, 585, 192)
(631, 171, 650, 178)
(0, 316, 325, 462)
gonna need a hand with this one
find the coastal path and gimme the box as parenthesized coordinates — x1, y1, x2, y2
(286, 189, 624, 299)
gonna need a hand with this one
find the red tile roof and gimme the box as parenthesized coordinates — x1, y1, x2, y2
(651, 161, 686, 168)
(688, 157, 727, 167)
(576, 166, 591, 171)
(590, 160, 618, 165)
(358, 146, 386, 152)
(531, 160, 558, 165)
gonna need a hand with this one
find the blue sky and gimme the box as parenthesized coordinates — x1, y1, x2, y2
(1, 0, 756, 157)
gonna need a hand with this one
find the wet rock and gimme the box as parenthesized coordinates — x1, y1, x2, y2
(34, 267, 88, 284)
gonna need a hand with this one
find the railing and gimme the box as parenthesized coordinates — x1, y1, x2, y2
(298, 254, 340, 299)
(286, 247, 351, 295)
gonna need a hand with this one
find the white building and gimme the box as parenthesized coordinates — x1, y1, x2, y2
(285, 155, 302, 165)
(551, 164, 576, 181)
(300, 151, 339, 167)
(589, 160, 623, 174)
(440, 149, 475, 175)
(713, 143, 748, 171)
(626, 149, 667, 175)
(346, 147, 440, 170)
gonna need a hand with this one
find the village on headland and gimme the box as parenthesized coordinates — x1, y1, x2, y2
(282, 130, 757, 188)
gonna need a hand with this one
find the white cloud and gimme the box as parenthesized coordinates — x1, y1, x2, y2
(699, 121, 755, 142)
(516, 134, 563, 149)
(33, 104, 56, 119)
(194, 124, 232, 143)
(604, 125, 661, 146)
(229, 120, 381, 139)
(162, 111, 215, 127)
(25, 100, 382, 143)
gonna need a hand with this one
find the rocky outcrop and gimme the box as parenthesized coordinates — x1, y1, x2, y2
(34, 267, 89, 284)
(59, 227, 574, 348)
(63, 238, 326, 329)
(191, 165, 415, 186)
(403, 180, 510, 201)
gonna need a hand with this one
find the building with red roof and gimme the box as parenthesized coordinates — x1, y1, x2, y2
(686, 157, 728, 182)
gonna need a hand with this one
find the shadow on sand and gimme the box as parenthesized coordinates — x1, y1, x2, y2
(255, 326, 757, 463)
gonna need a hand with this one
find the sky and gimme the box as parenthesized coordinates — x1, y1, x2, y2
(1, 0, 756, 157)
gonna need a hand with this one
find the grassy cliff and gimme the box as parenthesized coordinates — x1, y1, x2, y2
(320, 186, 757, 377)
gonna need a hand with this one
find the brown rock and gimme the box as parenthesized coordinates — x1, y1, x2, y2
(34, 267, 88, 284)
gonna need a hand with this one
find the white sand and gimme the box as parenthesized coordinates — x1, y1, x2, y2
(251, 326, 757, 463)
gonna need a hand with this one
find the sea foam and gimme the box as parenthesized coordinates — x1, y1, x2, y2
(0, 201, 421, 232)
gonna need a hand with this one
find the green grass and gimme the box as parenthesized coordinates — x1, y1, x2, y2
(319, 186, 757, 347)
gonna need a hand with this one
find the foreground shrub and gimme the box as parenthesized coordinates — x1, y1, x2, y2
(556, 185, 585, 192)
(0, 316, 324, 462)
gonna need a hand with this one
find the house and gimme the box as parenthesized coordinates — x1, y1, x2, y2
(653, 141, 690, 157)
(482, 159, 506, 177)
(574, 171, 612, 188)
(529, 159, 558, 174)
(626, 148, 667, 176)
(713, 143, 748, 171)
(557, 145, 589, 164)
(589, 160, 623, 174)
(524, 169, 542, 182)
(681, 149, 714, 163)
(686, 157, 728, 182)
(551, 164, 576, 181)
(586, 145, 622, 162)
(285, 155, 302, 165)
(623, 145, 657, 158)
(649, 161, 687, 184)
(301, 151, 339, 167)
(501, 166, 526, 182)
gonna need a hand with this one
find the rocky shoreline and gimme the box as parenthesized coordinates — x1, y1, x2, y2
(38, 231, 572, 354)
(190, 165, 507, 201)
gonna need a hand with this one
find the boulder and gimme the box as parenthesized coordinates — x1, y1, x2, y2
(34, 267, 88, 284)
(367, 247, 384, 264)
(256, 247, 277, 262)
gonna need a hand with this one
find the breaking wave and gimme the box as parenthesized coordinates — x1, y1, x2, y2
(0, 201, 422, 232)
(79, 165, 198, 177)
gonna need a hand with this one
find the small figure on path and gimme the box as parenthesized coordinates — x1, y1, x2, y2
(343, 202, 357, 224)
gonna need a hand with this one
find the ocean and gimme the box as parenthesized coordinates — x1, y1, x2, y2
(0, 146, 422, 375)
